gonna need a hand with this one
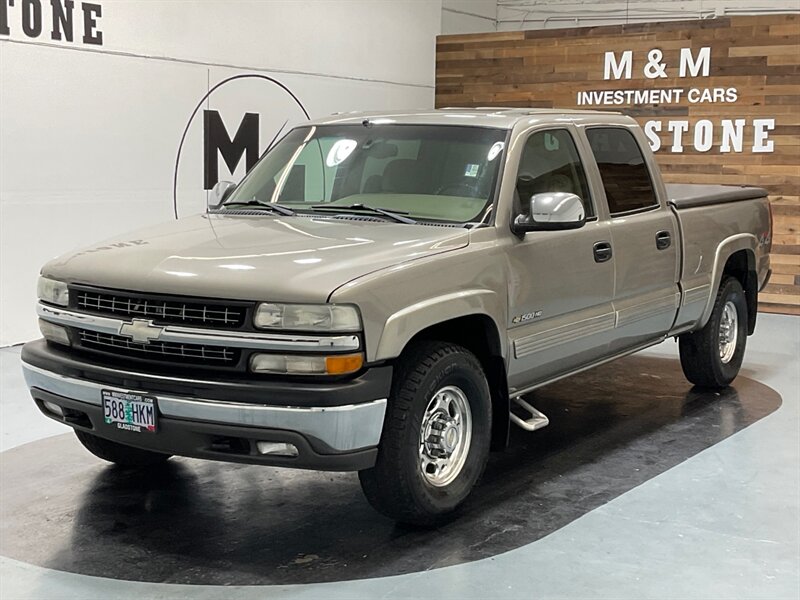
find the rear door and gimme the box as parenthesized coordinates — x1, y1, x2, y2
(584, 126, 680, 352)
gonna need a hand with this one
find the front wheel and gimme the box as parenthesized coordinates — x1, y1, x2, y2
(679, 276, 748, 389)
(359, 341, 492, 525)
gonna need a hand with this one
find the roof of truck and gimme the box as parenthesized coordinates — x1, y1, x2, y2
(309, 107, 629, 129)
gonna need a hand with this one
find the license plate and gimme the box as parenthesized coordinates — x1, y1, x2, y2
(102, 390, 157, 433)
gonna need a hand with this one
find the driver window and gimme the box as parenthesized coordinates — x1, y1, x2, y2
(516, 129, 594, 218)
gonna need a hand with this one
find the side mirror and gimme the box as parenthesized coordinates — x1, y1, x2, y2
(208, 180, 236, 210)
(512, 192, 586, 234)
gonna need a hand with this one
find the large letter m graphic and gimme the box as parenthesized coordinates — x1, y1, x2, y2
(203, 110, 260, 190)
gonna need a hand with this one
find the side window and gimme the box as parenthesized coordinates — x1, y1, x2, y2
(586, 128, 658, 215)
(516, 129, 594, 218)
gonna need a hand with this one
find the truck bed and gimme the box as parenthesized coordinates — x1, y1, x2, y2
(666, 184, 769, 209)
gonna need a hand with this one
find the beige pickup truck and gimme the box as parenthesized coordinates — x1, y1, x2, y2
(23, 108, 772, 524)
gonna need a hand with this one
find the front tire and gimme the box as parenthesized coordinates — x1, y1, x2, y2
(679, 276, 748, 389)
(359, 341, 492, 526)
(74, 430, 172, 467)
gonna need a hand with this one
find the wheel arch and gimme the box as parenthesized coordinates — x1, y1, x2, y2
(699, 235, 758, 335)
(721, 248, 758, 335)
(392, 313, 511, 451)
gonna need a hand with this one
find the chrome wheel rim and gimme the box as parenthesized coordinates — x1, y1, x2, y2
(419, 385, 472, 487)
(719, 301, 738, 364)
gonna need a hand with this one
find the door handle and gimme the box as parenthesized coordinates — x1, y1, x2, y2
(593, 241, 613, 263)
(656, 230, 672, 250)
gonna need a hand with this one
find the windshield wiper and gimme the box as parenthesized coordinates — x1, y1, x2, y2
(223, 199, 296, 216)
(310, 203, 417, 224)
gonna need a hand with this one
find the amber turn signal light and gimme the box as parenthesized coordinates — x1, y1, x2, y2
(325, 353, 364, 375)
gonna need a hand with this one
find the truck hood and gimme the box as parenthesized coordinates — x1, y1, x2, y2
(43, 214, 470, 303)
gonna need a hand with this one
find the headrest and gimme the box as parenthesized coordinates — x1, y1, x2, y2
(382, 159, 420, 193)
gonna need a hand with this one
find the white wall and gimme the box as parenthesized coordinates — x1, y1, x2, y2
(442, 0, 497, 34)
(497, 0, 799, 30)
(0, 0, 442, 345)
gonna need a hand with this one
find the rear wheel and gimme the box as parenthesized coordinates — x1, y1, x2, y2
(74, 430, 172, 467)
(679, 276, 748, 389)
(359, 341, 492, 526)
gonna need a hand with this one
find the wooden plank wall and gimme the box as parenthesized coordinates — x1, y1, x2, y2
(436, 14, 800, 314)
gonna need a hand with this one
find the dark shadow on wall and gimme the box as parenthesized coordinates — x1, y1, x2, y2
(0, 355, 782, 585)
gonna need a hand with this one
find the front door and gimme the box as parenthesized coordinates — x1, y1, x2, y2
(506, 127, 616, 393)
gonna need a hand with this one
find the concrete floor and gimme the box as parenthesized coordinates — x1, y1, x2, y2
(1, 313, 798, 599)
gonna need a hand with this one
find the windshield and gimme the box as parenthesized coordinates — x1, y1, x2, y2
(224, 124, 507, 224)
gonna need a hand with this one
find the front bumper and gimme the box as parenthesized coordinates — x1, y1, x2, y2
(21, 340, 390, 471)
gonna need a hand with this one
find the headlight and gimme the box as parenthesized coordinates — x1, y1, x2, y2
(37, 277, 69, 307)
(254, 303, 361, 332)
(250, 352, 363, 375)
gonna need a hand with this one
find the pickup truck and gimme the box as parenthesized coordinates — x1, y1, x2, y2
(22, 108, 772, 525)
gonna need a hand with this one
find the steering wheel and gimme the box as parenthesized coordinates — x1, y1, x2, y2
(435, 181, 481, 197)
(517, 173, 574, 195)
(541, 174, 573, 193)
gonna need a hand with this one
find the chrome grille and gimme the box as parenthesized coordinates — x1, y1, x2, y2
(74, 289, 246, 328)
(77, 330, 240, 365)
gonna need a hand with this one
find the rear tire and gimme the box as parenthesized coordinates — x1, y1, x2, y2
(359, 341, 492, 526)
(679, 276, 747, 389)
(74, 431, 172, 467)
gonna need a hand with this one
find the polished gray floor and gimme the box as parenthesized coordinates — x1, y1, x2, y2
(1, 314, 798, 599)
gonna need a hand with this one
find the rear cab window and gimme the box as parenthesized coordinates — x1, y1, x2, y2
(586, 128, 659, 215)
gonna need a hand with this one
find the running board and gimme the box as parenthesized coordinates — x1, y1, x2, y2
(510, 397, 550, 432)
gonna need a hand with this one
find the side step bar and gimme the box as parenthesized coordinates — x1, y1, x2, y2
(510, 397, 550, 432)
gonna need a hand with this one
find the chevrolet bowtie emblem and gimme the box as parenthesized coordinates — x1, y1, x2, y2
(118, 319, 164, 344)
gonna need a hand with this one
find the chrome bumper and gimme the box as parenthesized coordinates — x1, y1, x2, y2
(21, 362, 387, 452)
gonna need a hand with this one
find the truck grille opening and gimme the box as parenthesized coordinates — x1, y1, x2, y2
(77, 330, 240, 366)
(74, 288, 247, 328)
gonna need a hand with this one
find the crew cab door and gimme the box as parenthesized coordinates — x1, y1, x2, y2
(584, 126, 680, 352)
(506, 127, 616, 392)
